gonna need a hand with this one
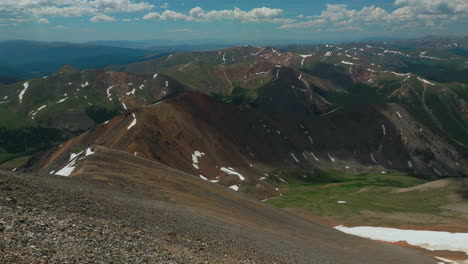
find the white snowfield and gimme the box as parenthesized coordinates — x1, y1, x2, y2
(418, 76, 436, 86)
(335, 226, 468, 254)
(56, 97, 68, 103)
(290, 153, 300, 163)
(341, 61, 354, 65)
(127, 113, 137, 130)
(220, 167, 245, 181)
(106, 85, 114, 101)
(229, 185, 239, 191)
(192, 151, 205, 169)
(18, 82, 29, 103)
(55, 147, 95, 177)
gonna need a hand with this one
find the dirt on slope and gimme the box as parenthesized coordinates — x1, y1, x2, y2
(1, 147, 439, 263)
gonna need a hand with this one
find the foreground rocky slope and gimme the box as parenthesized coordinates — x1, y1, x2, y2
(1, 151, 439, 263)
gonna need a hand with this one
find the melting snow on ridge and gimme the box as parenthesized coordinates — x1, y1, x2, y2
(381, 124, 386, 135)
(300, 54, 313, 66)
(30, 105, 47, 119)
(335, 226, 468, 254)
(341, 61, 354, 65)
(229, 185, 239, 191)
(127, 113, 137, 130)
(220, 167, 245, 181)
(418, 77, 435, 86)
(290, 153, 300, 163)
(84, 147, 94, 157)
(107, 86, 114, 101)
(57, 97, 68, 103)
(310, 152, 319, 161)
(192, 151, 205, 169)
(153, 74, 158, 79)
(18, 82, 29, 103)
(55, 150, 84, 176)
(55, 148, 95, 177)
(81, 81, 89, 88)
(127, 88, 136, 95)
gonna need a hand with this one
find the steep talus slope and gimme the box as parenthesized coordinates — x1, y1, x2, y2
(3, 148, 438, 263)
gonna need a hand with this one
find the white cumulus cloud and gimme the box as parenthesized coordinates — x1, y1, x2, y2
(0, 0, 154, 25)
(143, 6, 294, 23)
(90, 14, 117, 22)
(280, 0, 468, 30)
(37, 18, 50, 24)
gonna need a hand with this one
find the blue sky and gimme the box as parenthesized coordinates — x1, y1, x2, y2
(0, 0, 467, 43)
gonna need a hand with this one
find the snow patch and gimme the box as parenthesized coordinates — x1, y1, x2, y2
(57, 97, 68, 104)
(192, 151, 205, 169)
(220, 167, 245, 181)
(337, 201, 347, 204)
(418, 77, 435, 86)
(127, 89, 136, 95)
(229, 185, 239, 191)
(18, 82, 29, 103)
(106, 85, 114, 101)
(290, 153, 300, 163)
(310, 152, 319, 161)
(81, 81, 89, 88)
(335, 226, 468, 254)
(199, 175, 208, 181)
(55, 150, 85, 177)
(84, 147, 94, 157)
(30, 105, 47, 119)
(127, 113, 137, 130)
(381, 124, 386, 135)
(341, 61, 354, 65)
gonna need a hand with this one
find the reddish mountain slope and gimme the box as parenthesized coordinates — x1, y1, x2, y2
(27, 92, 467, 200)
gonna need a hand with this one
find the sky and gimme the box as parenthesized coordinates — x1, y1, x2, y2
(0, 0, 467, 44)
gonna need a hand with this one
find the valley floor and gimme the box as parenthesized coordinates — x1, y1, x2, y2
(265, 172, 468, 263)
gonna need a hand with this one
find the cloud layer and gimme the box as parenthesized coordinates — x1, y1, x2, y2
(281, 0, 468, 30)
(143, 7, 294, 23)
(0, 0, 153, 25)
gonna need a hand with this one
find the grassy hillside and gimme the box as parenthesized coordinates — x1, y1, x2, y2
(266, 170, 467, 229)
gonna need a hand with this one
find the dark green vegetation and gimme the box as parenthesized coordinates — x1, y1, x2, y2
(266, 170, 465, 228)
(0, 127, 66, 164)
(85, 106, 121, 124)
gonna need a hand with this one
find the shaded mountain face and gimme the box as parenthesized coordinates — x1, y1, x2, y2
(2, 39, 467, 180)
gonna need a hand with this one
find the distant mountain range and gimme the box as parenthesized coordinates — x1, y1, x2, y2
(0, 40, 154, 83)
(1, 37, 467, 181)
